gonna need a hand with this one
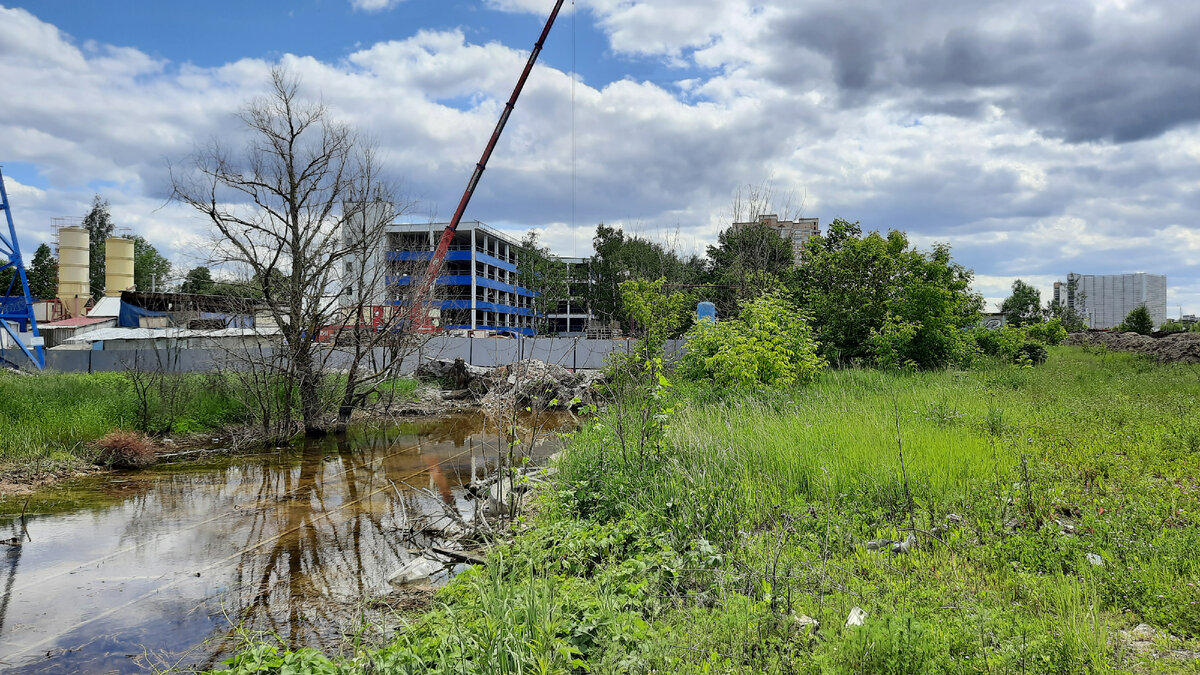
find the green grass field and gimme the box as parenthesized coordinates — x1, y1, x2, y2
(221, 347, 1200, 674)
(0, 371, 247, 470)
(0, 371, 423, 474)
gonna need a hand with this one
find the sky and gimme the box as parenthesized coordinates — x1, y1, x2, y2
(2, 0, 1199, 313)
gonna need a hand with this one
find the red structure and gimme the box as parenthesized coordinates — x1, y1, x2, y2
(408, 0, 566, 332)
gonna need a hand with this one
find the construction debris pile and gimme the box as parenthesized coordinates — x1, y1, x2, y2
(1064, 331, 1200, 364)
(415, 358, 605, 416)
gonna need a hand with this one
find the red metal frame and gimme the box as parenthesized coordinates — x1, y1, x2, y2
(410, 0, 566, 331)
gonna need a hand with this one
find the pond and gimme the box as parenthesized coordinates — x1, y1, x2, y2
(0, 412, 572, 674)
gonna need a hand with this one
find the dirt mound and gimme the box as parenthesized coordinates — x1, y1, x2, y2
(1065, 331, 1200, 363)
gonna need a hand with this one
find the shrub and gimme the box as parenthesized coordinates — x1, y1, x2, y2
(1026, 317, 1067, 345)
(680, 292, 825, 388)
(869, 316, 979, 370)
(1115, 304, 1154, 335)
(93, 430, 159, 468)
(1016, 341, 1048, 366)
(973, 324, 1052, 366)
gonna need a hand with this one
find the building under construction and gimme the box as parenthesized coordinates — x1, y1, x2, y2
(1058, 272, 1167, 330)
(375, 221, 538, 335)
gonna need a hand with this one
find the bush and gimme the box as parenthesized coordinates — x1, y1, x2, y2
(973, 324, 1052, 366)
(680, 292, 825, 388)
(1025, 317, 1067, 345)
(1115, 304, 1154, 335)
(869, 316, 980, 370)
(93, 430, 159, 468)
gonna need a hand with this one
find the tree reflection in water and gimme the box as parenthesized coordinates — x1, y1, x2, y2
(0, 411, 571, 675)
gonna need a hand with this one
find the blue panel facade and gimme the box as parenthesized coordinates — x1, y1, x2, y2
(383, 222, 540, 334)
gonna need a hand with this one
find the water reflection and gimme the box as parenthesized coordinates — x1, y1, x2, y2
(0, 412, 571, 674)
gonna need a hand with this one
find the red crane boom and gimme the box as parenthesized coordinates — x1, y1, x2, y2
(410, 0, 566, 332)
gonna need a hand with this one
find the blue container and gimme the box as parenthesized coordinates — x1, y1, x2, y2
(697, 301, 717, 323)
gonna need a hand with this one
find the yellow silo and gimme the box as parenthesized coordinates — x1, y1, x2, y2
(57, 226, 90, 317)
(105, 237, 135, 297)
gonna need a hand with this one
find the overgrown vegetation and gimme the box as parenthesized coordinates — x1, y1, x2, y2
(0, 371, 245, 470)
(1116, 305, 1155, 335)
(211, 347, 1200, 674)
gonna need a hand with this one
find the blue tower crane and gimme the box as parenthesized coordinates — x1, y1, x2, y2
(0, 167, 45, 370)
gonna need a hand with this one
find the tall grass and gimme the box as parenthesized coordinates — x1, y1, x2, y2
(0, 371, 244, 467)
(206, 348, 1200, 674)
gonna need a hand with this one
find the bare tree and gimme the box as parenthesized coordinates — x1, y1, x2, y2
(728, 179, 806, 225)
(172, 67, 413, 435)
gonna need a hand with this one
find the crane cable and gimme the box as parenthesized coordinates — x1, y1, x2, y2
(571, 0, 577, 258)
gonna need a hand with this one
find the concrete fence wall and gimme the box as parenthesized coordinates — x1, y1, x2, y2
(33, 337, 688, 374)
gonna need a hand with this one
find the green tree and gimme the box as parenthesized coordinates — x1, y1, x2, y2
(619, 277, 693, 362)
(131, 236, 171, 292)
(517, 232, 569, 334)
(1044, 275, 1087, 332)
(793, 219, 908, 364)
(27, 243, 58, 300)
(705, 222, 794, 317)
(589, 224, 700, 326)
(795, 219, 982, 367)
(180, 266, 215, 295)
(871, 242, 984, 369)
(1000, 279, 1043, 327)
(81, 194, 114, 300)
(1117, 305, 1154, 335)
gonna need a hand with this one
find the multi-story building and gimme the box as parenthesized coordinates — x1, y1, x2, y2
(354, 221, 538, 335)
(1061, 272, 1167, 330)
(731, 214, 821, 267)
(543, 256, 594, 335)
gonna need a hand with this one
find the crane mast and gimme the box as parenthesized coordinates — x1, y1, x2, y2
(409, 0, 566, 332)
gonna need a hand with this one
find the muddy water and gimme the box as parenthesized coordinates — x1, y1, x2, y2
(0, 413, 571, 674)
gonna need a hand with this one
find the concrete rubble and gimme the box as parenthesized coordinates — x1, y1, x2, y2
(416, 358, 605, 415)
(1065, 331, 1200, 364)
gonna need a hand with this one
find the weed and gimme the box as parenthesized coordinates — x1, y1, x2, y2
(93, 430, 158, 468)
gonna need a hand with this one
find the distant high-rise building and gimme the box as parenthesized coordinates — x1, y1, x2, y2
(731, 214, 820, 267)
(1061, 272, 1167, 330)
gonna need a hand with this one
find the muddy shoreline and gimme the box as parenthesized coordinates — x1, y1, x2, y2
(0, 399, 482, 497)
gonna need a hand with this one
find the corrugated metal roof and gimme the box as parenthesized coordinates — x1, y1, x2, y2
(40, 316, 115, 329)
(65, 326, 282, 343)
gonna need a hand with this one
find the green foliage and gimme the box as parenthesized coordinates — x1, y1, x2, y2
(81, 194, 114, 300)
(219, 645, 343, 674)
(682, 292, 825, 388)
(820, 616, 936, 674)
(1116, 304, 1154, 335)
(1025, 317, 1068, 345)
(1001, 279, 1043, 327)
(517, 231, 570, 333)
(705, 223, 795, 316)
(216, 348, 1200, 674)
(130, 235, 171, 292)
(181, 265, 215, 294)
(27, 243, 57, 300)
(589, 224, 704, 324)
(0, 371, 246, 469)
(618, 277, 693, 357)
(795, 220, 982, 367)
(972, 323, 1054, 366)
(1159, 319, 1186, 332)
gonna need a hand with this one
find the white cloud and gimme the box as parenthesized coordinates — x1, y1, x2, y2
(349, 0, 406, 12)
(2, 2, 1199, 313)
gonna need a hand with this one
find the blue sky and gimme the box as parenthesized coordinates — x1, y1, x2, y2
(25, 1, 689, 98)
(3, 0, 1200, 313)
